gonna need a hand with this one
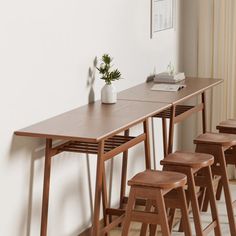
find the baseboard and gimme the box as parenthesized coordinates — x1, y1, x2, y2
(78, 226, 91, 236)
(78, 220, 104, 236)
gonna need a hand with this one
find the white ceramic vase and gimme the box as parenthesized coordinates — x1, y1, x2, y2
(101, 84, 117, 104)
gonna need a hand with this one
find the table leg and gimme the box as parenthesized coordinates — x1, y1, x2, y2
(151, 118, 157, 169)
(162, 118, 168, 157)
(119, 129, 129, 209)
(143, 119, 151, 169)
(198, 92, 207, 210)
(40, 139, 53, 236)
(119, 120, 151, 212)
(168, 105, 176, 154)
(92, 141, 105, 236)
(201, 92, 207, 133)
(102, 163, 109, 228)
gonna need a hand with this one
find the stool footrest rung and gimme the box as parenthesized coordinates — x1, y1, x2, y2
(131, 210, 161, 225)
(106, 208, 125, 216)
(122, 196, 147, 206)
(101, 215, 125, 235)
(123, 196, 160, 207)
(203, 220, 217, 236)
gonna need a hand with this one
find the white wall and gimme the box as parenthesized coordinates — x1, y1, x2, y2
(181, 0, 198, 151)
(0, 0, 183, 235)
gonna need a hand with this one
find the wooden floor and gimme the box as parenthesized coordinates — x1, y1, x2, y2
(109, 182, 236, 236)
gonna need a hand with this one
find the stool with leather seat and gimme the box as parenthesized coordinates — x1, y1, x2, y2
(160, 151, 221, 236)
(122, 170, 192, 236)
(215, 119, 236, 201)
(194, 132, 236, 235)
(217, 119, 236, 134)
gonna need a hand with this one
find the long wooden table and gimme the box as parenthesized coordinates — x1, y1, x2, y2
(14, 77, 223, 236)
(15, 100, 172, 236)
(118, 77, 223, 155)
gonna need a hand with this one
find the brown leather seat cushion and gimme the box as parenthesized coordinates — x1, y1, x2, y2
(160, 151, 214, 169)
(217, 119, 236, 134)
(217, 119, 236, 129)
(194, 132, 236, 146)
(128, 170, 186, 189)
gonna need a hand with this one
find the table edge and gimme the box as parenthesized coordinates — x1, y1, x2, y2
(14, 102, 172, 142)
(172, 79, 223, 105)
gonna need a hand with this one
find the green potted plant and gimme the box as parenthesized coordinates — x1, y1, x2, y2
(97, 54, 121, 104)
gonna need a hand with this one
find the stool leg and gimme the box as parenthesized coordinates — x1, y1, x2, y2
(140, 200, 153, 236)
(149, 205, 159, 236)
(202, 174, 222, 211)
(204, 166, 222, 236)
(187, 168, 204, 236)
(149, 224, 157, 236)
(168, 208, 176, 231)
(178, 192, 191, 232)
(156, 190, 170, 236)
(201, 189, 209, 212)
(217, 147, 236, 235)
(196, 144, 236, 235)
(216, 178, 223, 200)
(145, 207, 158, 236)
(122, 188, 136, 236)
(177, 187, 192, 236)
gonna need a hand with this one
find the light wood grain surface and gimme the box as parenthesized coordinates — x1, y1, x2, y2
(118, 77, 223, 105)
(15, 100, 171, 142)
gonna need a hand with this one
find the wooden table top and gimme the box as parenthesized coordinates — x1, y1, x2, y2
(15, 100, 171, 142)
(118, 77, 223, 105)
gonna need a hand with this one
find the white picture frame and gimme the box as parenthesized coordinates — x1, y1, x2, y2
(151, 0, 175, 38)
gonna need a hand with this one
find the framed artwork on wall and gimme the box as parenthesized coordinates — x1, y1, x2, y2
(151, 0, 174, 38)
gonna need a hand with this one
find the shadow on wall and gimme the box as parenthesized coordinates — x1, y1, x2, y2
(9, 135, 45, 236)
(9, 135, 97, 236)
(7, 56, 120, 235)
(9, 132, 137, 235)
(87, 57, 97, 104)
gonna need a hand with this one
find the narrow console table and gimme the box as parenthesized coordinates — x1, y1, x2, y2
(15, 100, 171, 236)
(118, 77, 223, 155)
(14, 77, 222, 236)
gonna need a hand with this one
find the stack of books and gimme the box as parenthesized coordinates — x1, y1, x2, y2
(153, 72, 185, 83)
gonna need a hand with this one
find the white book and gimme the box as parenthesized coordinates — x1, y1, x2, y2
(151, 84, 186, 92)
(154, 72, 185, 83)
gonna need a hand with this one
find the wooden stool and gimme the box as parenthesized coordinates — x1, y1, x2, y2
(216, 119, 236, 201)
(194, 132, 236, 235)
(217, 119, 236, 134)
(122, 170, 191, 236)
(160, 152, 221, 236)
